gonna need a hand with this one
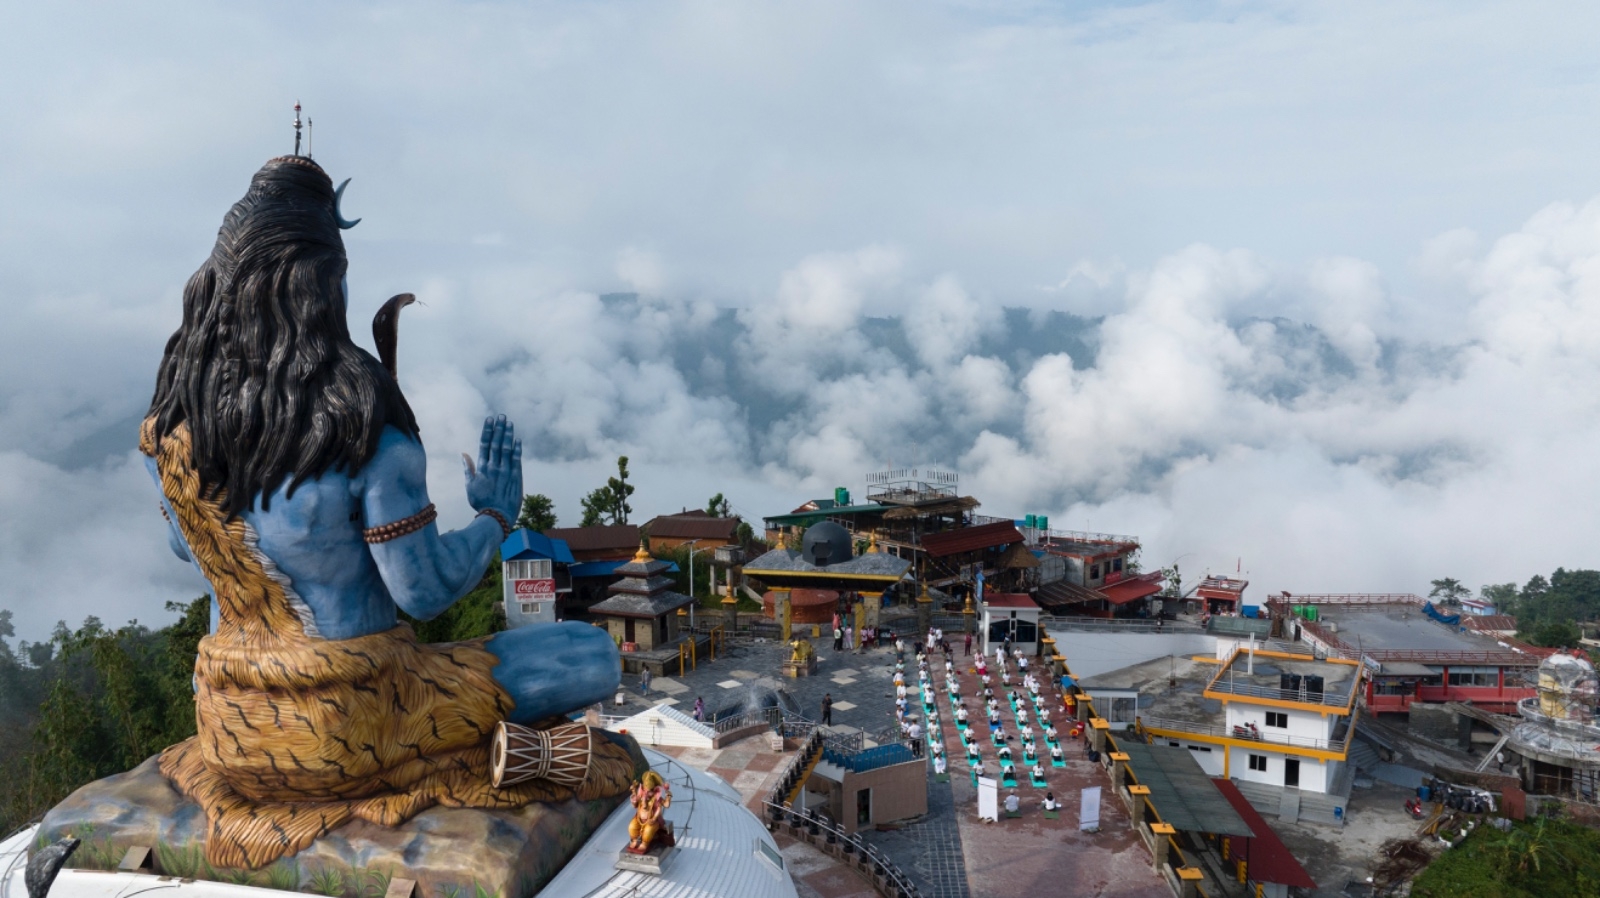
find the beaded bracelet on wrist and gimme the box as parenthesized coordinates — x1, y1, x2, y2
(477, 508, 513, 540)
(363, 503, 438, 544)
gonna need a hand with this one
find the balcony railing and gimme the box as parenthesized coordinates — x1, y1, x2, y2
(1140, 713, 1357, 754)
(1205, 671, 1356, 709)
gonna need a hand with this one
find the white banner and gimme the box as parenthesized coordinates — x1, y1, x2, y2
(977, 775, 998, 823)
(1080, 786, 1102, 831)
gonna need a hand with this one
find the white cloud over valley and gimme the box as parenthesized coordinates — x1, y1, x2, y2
(4, 1, 1600, 642)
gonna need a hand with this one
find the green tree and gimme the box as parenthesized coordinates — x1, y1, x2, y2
(1481, 582, 1520, 616)
(399, 554, 505, 643)
(705, 493, 731, 518)
(1530, 619, 1581, 648)
(580, 456, 635, 526)
(1430, 577, 1470, 607)
(515, 494, 557, 532)
(2, 597, 209, 833)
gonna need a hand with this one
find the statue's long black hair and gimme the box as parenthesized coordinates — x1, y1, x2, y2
(148, 156, 418, 518)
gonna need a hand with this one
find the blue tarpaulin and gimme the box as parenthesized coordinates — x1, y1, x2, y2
(1422, 601, 1461, 627)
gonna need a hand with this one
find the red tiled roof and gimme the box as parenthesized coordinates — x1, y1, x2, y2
(920, 522, 1025, 558)
(644, 514, 740, 541)
(984, 593, 1039, 609)
(1101, 572, 1165, 606)
(1210, 779, 1317, 888)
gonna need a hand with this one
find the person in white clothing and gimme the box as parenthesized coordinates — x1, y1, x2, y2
(1031, 762, 1044, 781)
(1050, 743, 1064, 762)
(1004, 791, 1020, 814)
(1017, 708, 1029, 727)
(934, 754, 947, 775)
(1043, 792, 1060, 811)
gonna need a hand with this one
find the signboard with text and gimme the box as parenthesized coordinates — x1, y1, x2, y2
(512, 578, 557, 602)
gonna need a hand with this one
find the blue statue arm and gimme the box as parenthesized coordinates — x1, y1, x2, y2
(362, 418, 522, 621)
(144, 456, 192, 562)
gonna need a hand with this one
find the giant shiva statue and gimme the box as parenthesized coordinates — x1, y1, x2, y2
(142, 154, 635, 870)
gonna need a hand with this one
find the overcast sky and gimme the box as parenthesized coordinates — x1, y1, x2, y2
(4, 1, 1600, 643)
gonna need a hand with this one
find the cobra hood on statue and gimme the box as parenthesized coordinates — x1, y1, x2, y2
(138, 155, 634, 871)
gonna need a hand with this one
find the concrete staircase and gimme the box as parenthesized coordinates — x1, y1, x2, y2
(1349, 738, 1382, 774)
(1228, 778, 1348, 826)
(1277, 788, 1301, 824)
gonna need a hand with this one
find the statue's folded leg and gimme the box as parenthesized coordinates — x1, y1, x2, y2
(486, 622, 622, 723)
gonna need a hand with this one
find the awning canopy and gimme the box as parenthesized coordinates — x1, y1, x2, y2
(1116, 742, 1254, 836)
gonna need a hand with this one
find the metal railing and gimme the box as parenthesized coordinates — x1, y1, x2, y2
(761, 799, 924, 898)
(1205, 673, 1356, 709)
(1139, 714, 1356, 754)
(712, 707, 781, 735)
(1039, 615, 1202, 633)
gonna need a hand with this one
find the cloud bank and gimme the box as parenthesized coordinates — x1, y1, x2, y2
(4, 1, 1600, 640)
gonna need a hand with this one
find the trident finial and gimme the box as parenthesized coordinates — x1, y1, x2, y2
(293, 101, 303, 156)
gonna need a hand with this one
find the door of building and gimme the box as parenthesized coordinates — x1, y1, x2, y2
(1284, 758, 1300, 788)
(857, 788, 872, 826)
(625, 618, 636, 643)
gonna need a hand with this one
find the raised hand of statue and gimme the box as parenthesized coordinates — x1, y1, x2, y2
(463, 415, 522, 522)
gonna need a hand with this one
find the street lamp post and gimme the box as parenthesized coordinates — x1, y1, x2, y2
(685, 539, 703, 630)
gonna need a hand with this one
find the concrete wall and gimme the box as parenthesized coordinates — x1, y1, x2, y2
(1228, 747, 1330, 792)
(1049, 631, 1216, 679)
(1225, 703, 1335, 745)
(1409, 702, 1462, 748)
(1147, 736, 1225, 776)
(828, 760, 928, 834)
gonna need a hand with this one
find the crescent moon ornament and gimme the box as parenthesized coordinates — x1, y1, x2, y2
(334, 178, 362, 229)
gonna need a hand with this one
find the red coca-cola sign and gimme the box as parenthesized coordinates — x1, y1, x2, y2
(512, 578, 556, 601)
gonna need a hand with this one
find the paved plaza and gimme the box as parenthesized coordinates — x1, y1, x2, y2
(618, 627, 1176, 898)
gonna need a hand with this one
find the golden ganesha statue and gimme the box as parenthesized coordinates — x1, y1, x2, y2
(626, 771, 674, 854)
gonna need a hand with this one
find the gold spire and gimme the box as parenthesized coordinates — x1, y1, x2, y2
(633, 538, 653, 563)
(868, 532, 879, 553)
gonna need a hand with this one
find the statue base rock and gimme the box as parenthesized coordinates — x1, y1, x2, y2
(37, 739, 648, 898)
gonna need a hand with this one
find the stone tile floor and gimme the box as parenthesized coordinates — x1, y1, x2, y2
(626, 633, 1172, 898)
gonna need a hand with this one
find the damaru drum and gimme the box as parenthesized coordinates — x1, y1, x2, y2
(491, 721, 593, 788)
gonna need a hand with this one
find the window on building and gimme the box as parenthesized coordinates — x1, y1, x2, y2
(1265, 712, 1288, 728)
(519, 602, 538, 615)
(1446, 668, 1499, 687)
(1090, 563, 1101, 580)
(1187, 745, 1213, 753)
(506, 559, 552, 580)
(1113, 558, 1124, 573)
(1248, 754, 1267, 772)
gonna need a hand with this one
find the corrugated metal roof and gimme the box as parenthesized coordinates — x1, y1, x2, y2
(645, 515, 741, 540)
(984, 593, 1039, 610)
(1034, 580, 1109, 611)
(545, 524, 642, 553)
(500, 529, 577, 564)
(1101, 573, 1165, 606)
(742, 548, 911, 580)
(920, 521, 1025, 558)
(762, 503, 891, 525)
(1116, 742, 1254, 836)
(1211, 779, 1317, 888)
